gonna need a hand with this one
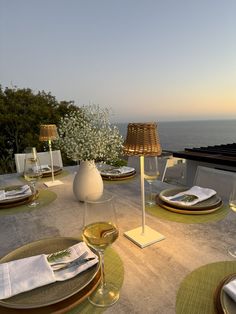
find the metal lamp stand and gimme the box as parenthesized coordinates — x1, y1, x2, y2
(43, 140, 63, 187)
(124, 156, 165, 248)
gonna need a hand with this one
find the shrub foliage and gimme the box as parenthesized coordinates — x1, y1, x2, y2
(0, 85, 77, 173)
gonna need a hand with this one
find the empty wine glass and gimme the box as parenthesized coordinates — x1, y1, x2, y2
(144, 156, 160, 205)
(24, 147, 42, 207)
(228, 187, 236, 257)
(82, 192, 119, 307)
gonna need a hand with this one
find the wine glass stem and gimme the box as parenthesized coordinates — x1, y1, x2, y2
(31, 182, 36, 199)
(99, 251, 106, 289)
(149, 182, 153, 203)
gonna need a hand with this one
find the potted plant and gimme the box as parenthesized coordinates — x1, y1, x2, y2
(57, 105, 123, 201)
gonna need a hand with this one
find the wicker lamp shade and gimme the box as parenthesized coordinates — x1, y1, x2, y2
(39, 124, 58, 141)
(123, 123, 162, 156)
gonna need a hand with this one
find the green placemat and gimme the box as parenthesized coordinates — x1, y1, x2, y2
(68, 247, 124, 314)
(176, 261, 236, 314)
(146, 203, 229, 224)
(0, 190, 57, 216)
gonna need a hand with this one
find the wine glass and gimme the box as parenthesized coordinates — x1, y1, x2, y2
(82, 192, 119, 307)
(144, 156, 160, 205)
(228, 187, 236, 257)
(23, 148, 42, 207)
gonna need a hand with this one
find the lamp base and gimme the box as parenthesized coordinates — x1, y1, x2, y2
(44, 180, 63, 187)
(124, 225, 165, 248)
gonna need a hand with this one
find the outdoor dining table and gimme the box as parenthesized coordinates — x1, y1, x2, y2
(0, 166, 235, 314)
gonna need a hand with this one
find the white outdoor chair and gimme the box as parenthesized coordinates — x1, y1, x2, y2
(15, 150, 63, 173)
(193, 166, 236, 201)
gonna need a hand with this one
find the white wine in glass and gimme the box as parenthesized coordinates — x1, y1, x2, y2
(144, 156, 160, 205)
(83, 221, 119, 251)
(82, 192, 119, 307)
(228, 188, 236, 257)
(24, 148, 42, 207)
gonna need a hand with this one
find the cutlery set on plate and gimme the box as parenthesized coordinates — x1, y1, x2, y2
(50, 251, 96, 271)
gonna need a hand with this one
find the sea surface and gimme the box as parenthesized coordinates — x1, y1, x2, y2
(115, 120, 236, 152)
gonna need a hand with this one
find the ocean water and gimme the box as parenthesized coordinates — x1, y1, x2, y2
(115, 120, 236, 152)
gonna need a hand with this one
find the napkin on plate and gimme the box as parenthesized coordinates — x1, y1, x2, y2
(40, 165, 51, 171)
(32, 165, 51, 172)
(0, 185, 31, 201)
(162, 186, 217, 206)
(101, 166, 134, 176)
(0, 242, 98, 299)
(223, 278, 236, 302)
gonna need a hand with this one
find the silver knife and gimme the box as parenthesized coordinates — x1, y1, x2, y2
(52, 255, 96, 271)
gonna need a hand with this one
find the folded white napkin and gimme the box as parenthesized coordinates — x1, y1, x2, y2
(0, 242, 98, 299)
(40, 165, 51, 171)
(162, 186, 217, 206)
(119, 166, 135, 174)
(223, 279, 236, 302)
(0, 185, 31, 201)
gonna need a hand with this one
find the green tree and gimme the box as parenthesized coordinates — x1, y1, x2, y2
(0, 85, 77, 173)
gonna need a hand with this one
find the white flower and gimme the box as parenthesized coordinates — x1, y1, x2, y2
(56, 105, 123, 162)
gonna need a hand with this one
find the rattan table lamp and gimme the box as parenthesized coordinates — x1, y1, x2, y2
(39, 124, 63, 187)
(123, 122, 165, 248)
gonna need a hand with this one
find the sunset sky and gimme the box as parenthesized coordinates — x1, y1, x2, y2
(0, 0, 235, 122)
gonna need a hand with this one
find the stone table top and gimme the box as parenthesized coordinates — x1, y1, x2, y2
(0, 166, 235, 314)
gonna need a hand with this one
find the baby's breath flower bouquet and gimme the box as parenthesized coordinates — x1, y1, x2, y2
(57, 105, 123, 163)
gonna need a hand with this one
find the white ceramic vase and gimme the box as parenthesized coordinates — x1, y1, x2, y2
(73, 160, 103, 202)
